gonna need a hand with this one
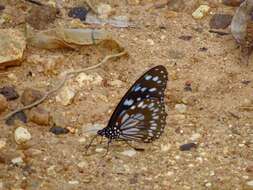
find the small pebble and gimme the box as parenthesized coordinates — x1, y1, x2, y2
(68, 6, 89, 21)
(21, 88, 44, 106)
(0, 139, 6, 150)
(190, 133, 201, 141)
(175, 104, 187, 113)
(147, 39, 154, 45)
(180, 143, 197, 151)
(97, 3, 112, 18)
(24, 149, 43, 157)
(246, 180, 253, 188)
(109, 80, 124, 88)
(178, 35, 192, 41)
(0, 86, 19, 100)
(161, 144, 171, 152)
(246, 165, 253, 173)
(209, 14, 233, 29)
(68, 180, 79, 185)
(0, 5, 5, 11)
(11, 157, 24, 165)
(6, 111, 27, 125)
(28, 106, 50, 125)
(14, 127, 32, 144)
(168, 49, 185, 59)
(78, 137, 86, 143)
(192, 5, 210, 19)
(0, 94, 8, 112)
(199, 47, 208, 52)
(56, 86, 76, 106)
(77, 161, 88, 169)
(49, 127, 69, 135)
(205, 182, 212, 187)
(95, 148, 104, 153)
(121, 149, 137, 157)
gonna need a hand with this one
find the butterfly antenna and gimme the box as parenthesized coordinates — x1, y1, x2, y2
(85, 135, 98, 155)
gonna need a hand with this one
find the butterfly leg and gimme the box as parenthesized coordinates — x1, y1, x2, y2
(85, 135, 98, 155)
(124, 140, 144, 151)
(102, 139, 112, 157)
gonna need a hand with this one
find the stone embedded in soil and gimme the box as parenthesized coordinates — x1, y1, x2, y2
(76, 73, 103, 87)
(175, 104, 187, 113)
(0, 94, 8, 112)
(0, 139, 6, 150)
(180, 143, 197, 151)
(0, 5, 5, 11)
(97, 3, 113, 19)
(49, 126, 69, 135)
(28, 106, 49, 125)
(121, 149, 137, 157)
(77, 161, 88, 169)
(192, 5, 210, 19)
(109, 79, 124, 87)
(68, 6, 89, 21)
(56, 86, 76, 106)
(26, 5, 58, 30)
(178, 35, 192, 41)
(246, 165, 253, 173)
(190, 133, 201, 141)
(209, 14, 233, 29)
(24, 148, 43, 157)
(167, 0, 185, 12)
(6, 111, 27, 125)
(14, 127, 32, 144)
(245, 180, 253, 189)
(222, 0, 244, 7)
(95, 148, 104, 153)
(11, 157, 24, 165)
(82, 123, 104, 134)
(0, 86, 19, 101)
(161, 144, 171, 152)
(21, 88, 44, 106)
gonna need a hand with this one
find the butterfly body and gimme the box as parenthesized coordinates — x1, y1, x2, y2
(97, 65, 168, 144)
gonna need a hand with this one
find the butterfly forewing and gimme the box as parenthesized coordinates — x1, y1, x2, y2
(104, 65, 168, 143)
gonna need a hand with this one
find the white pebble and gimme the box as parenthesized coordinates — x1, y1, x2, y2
(0, 139, 6, 150)
(56, 86, 76, 106)
(190, 133, 201, 141)
(161, 144, 171, 152)
(14, 127, 31, 144)
(205, 182, 212, 187)
(95, 148, 104, 153)
(192, 5, 210, 19)
(121, 149, 137, 157)
(246, 180, 253, 187)
(68, 180, 79, 185)
(175, 104, 187, 113)
(11, 157, 23, 165)
(77, 161, 88, 169)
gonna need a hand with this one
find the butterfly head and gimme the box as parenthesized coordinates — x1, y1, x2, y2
(97, 128, 106, 136)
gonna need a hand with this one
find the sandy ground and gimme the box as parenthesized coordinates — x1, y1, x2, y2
(0, 0, 252, 190)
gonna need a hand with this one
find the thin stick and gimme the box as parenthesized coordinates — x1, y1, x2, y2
(1, 50, 127, 121)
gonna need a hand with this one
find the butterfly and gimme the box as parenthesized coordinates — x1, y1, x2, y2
(86, 65, 168, 155)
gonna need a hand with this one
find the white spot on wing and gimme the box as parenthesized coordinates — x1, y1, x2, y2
(149, 88, 157, 92)
(123, 99, 134, 106)
(145, 75, 152, 80)
(152, 76, 159, 81)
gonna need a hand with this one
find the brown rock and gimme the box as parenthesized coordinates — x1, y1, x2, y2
(21, 88, 44, 106)
(0, 94, 8, 112)
(28, 106, 49, 125)
(246, 165, 253, 173)
(0, 86, 19, 101)
(209, 14, 233, 29)
(222, 0, 245, 6)
(26, 5, 58, 30)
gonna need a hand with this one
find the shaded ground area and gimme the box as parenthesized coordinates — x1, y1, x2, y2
(0, 0, 252, 189)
